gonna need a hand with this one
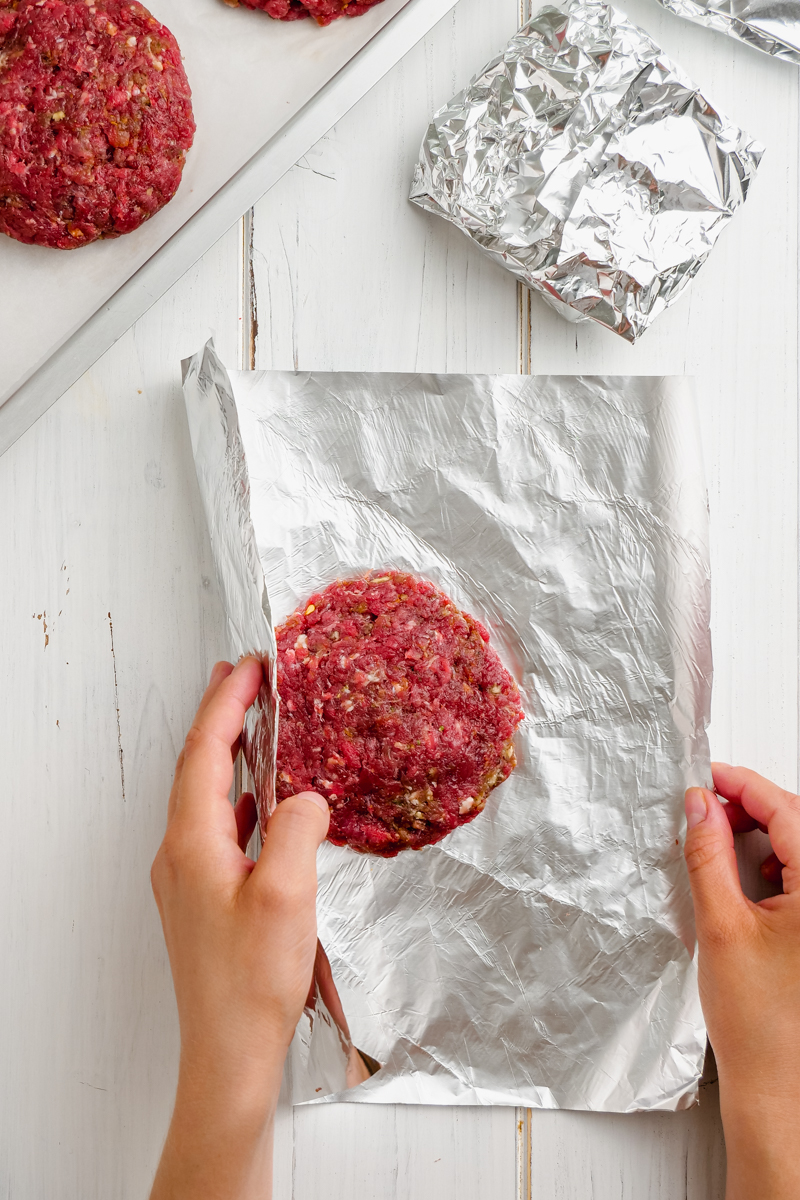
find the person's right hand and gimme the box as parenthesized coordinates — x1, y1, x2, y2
(684, 764, 800, 1200)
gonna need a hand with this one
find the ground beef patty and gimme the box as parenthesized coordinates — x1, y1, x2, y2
(276, 571, 525, 856)
(233, 0, 385, 28)
(0, 0, 194, 249)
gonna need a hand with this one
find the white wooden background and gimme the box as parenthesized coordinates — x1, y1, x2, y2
(1, 0, 797, 1194)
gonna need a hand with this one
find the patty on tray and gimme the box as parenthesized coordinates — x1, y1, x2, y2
(0, 0, 194, 249)
(275, 571, 525, 857)
(232, 0, 385, 28)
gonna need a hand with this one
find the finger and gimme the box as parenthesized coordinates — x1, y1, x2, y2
(166, 661, 234, 823)
(684, 788, 753, 948)
(172, 656, 263, 827)
(712, 764, 800, 891)
(234, 791, 258, 852)
(313, 940, 351, 1037)
(249, 791, 330, 905)
(188, 660, 236, 738)
(723, 802, 760, 834)
(760, 852, 785, 888)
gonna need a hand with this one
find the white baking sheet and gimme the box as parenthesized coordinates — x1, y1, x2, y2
(0, 0, 414, 408)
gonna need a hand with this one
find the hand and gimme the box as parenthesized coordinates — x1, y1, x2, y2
(684, 764, 800, 1200)
(150, 657, 329, 1200)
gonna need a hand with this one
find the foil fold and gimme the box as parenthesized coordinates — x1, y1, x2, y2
(183, 343, 712, 1111)
(181, 346, 278, 822)
(656, 0, 800, 64)
(409, 1, 763, 342)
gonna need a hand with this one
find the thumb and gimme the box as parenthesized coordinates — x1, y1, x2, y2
(250, 792, 330, 906)
(684, 787, 750, 946)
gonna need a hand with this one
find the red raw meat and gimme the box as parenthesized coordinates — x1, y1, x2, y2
(275, 571, 525, 857)
(234, 0, 386, 28)
(0, 0, 194, 249)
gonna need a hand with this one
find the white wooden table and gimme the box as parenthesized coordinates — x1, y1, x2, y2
(1, 0, 797, 1195)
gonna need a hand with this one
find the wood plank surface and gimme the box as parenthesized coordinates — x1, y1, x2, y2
(522, 0, 800, 918)
(0, 226, 242, 1199)
(0, 0, 797, 1193)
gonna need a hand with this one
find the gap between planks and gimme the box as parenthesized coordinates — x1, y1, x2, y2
(241, 208, 259, 372)
(516, 0, 534, 1178)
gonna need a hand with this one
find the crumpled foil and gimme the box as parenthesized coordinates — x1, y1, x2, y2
(656, 0, 800, 64)
(409, 1, 764, 342)
(183, 341, 712, 1111)
(182, 346, 278, 819)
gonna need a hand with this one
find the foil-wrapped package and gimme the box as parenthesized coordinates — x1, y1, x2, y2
(409, 1, 763, 342)
(656, 0, 800, 64)
(183, 342, 712, 1111)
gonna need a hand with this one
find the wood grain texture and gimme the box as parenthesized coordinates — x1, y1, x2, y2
(292, 1102, 518, 1200)
(249, 0, 520, 376)
(0, 226, 241, 1199)
(528, 1081, 726, 1200)
(1, 0, 797, 1193)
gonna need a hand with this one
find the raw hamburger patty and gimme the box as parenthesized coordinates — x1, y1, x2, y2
(233, 0, 385, 28)
(0, 0, 194, 249)
(275, 571, 525, 856)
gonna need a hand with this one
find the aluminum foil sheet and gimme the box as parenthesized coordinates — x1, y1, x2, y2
(656, 0, 800, 64)
(409, 1, 764, 342)
(182, 347, 278, 818)
(183, 341, 712, 1111)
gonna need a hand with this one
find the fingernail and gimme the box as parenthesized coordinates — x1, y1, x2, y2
(685, 787, 708, 829)
(300, 791, 330, 815)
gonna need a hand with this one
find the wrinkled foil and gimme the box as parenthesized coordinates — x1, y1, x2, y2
(657, 0, 800, 64)
(409, 1, 764, 342)
(182, 347, 278, 820)
(183, 341, 712, 1111)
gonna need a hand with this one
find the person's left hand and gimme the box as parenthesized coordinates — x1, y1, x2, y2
(149, 657, 329, 1200)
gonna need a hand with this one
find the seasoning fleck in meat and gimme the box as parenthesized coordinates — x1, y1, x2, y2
(275, 571, 525, 857)
(230, 0, 385, 28)
(0, 0, 194, 249)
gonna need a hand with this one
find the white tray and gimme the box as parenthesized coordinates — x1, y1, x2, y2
(0, 0, 460, 456)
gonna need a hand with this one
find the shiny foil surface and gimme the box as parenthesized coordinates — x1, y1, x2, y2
(656, 0, 800, 63)
(183, 342, 712, 1111)
(182, 346, 278, 821)
(410, 1, 763, 342)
